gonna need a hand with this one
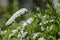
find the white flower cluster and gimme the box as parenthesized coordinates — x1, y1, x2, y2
(9, 33, 14, 38)
(50, 25, 53, 30)
(17, 18, 33, 40)
(18, 26, 28, 40)
(8, 29, 18, 39)
(46, 25, 53, 31)
(8, 17, 33, 40)
(33, 33, 39, 39)
(18, 30, 27, 40)
(41, 26, 45, 31)
(39, 20, 54, 25)
(38, 37, 45, 40)
(0, 30, 7, 35)
(41, 15, 46, 19)
(12, 29, 18, 33)
(21, 18, 33, 27)
(6, 8, 28, 25)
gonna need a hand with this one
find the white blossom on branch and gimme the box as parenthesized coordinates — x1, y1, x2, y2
(6, 8, 28, 25)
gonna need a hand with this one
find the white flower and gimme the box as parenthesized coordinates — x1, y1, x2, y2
(39, 20, 53, 26)
(43, 15, 46, 18)
(3, 31, 7, 34)
(41, 15, 46, 19)
(18, 32, 21, 38)
(0, 31, 7, 35)
(37, 14, 41, 17)
(38, 37, 45, 40)
(22, 32, 27, 38)
(44, 21, 48, 24)
(26, 18, 33, 24)
(9, 33, 14, 38)
(50, 25, 53, 30)
(33, 33, 38, 39)
(41, 26, 45, 31)
(12, 29, 18, 33)
(39, 23, 42, 25)
(49, 20, 54, 22)
(6, 8, 28, 25)
(20, 17, 33, 27)
(18, 30, 28, 39)
(46, 26, 49, 30)
(22, 21, 27, 27)
(9, 29, 18, 38)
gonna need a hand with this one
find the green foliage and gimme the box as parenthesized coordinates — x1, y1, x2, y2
(0, 0, 60, 40)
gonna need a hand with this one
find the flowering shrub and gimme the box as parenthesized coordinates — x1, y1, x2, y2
(0, 0, 60, 40)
